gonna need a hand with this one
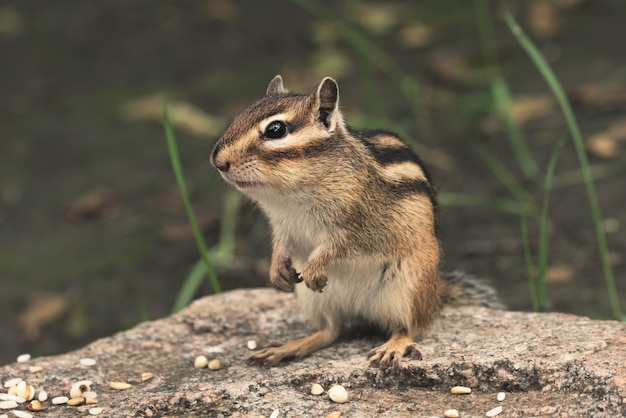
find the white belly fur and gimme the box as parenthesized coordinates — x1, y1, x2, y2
(293, 255, 413, 333)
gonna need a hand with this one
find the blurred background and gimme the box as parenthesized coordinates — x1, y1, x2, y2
(1, 0, 625, 365)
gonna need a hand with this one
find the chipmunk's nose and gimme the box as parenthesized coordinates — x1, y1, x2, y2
(214, 159, 230, 172)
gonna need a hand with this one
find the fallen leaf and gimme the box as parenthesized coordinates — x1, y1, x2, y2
(545, 265, 573, 285)
(585, 133, 618, 159)
(65, 187, 118, 221)
(396, 23, 433, 50)
(120, 94, 225, 137)
(573, 82, 626, 107)
(527, 0, 561, 39)
(508, 94, 556, 125)
(19, 292, 70, 341)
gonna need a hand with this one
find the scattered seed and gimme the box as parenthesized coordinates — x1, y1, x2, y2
(28, 366, 43, 374)
(269, 409, 279, 418)
(444, 410, 459, 418)
(0, 413, 6, 418)
(310, 383, 324, 395)
(67, 397, 85, 406)
(0, 401, 18, 409)
(51, 396, 69, 405)
(3, 379, 22, 389)
(208, 359, 221, 370)
(85, 397, 98, 405)
(109, 382, 132, 391)
(328, 385, 348, 404)
(247, 340, 257, 350)
(16, 354, 31, 363)
(326, 412, 341, 418)
(83, 391, 97, 399)
(141, 372, 153, 382)
(497, 392, 506, 402)
(70, 380, 92, 399)
(0, 395, 23, 404)
(89, 407, 103, 415)
(80, 358, 97, 367)
(451, 385, 472, 394)
(6, 388, 17, 397)
(27, 400, 42, 411)
(15, 382, 34, 401)
(12, 411, 32, 418)
(486, 406, 503, 417)
(194, 355, 208, 369)
(37, 391, 47, 402)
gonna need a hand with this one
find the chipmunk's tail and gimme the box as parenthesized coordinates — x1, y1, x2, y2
(439, 271, 505, 310)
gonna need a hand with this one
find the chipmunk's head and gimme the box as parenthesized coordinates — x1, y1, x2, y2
(211, 75, 345, 197)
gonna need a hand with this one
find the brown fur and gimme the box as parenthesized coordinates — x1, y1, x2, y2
(211, 75, 502, 368)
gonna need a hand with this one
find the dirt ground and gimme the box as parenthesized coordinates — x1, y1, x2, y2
(1, 0, 625, 365)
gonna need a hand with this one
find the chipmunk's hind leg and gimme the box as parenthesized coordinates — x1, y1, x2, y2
(368, 331, 422, 369)
(249, 328, 339, 367)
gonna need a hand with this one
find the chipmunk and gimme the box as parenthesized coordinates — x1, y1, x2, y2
(211, 75, 503, 368)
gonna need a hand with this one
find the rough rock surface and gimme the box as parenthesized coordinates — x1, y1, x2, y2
(1, 289, 625, 417)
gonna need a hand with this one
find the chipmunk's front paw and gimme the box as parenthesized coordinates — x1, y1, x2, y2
(270, 256, 302, 292)
(302, 266, 327, 292)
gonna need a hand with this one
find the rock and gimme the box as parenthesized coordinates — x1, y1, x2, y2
(1, 288, 625, 417)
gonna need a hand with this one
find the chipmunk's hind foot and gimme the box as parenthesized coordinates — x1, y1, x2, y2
(368, 332, 422, 368)
(248, 329, 337, 367)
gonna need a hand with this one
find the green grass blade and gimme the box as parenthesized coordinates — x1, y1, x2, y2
(520, 215, 539, 311)
(172, 259, 207, 313)
(536, 137, 566, 308)
(472, 142, 537, 215)
(503, 10, 622, 320)
(163, 100, 222, 308)
(490, 77, 540, 179)
(474, 0, 539, 179)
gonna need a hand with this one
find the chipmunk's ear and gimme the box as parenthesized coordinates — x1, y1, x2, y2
(314, 77, 342, 131)
(266, 75, 288, 96)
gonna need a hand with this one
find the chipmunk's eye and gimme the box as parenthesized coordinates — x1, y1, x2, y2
(263, 120, 288, 139)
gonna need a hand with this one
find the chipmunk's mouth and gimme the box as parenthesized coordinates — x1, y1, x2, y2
(233, 180, 261, 189)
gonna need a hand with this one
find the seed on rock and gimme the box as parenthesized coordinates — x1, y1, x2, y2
(6, 386, 18, 397)
(70, 380, 92, 398)
(328, 385, 348, 404)
(37, 391, 47, 402)
(310, 383, 324, 395)
(3, 379, 22, 389)
(86, 397, 98, 405)
(247, 340, 257, 350)
(0, 413, 6, 418)
(451, 386, 472, 395)
(16, 354, 31, 363)
(51, 396, 69, 405)
(28, 366, 43, 373)
(67, 397, 85, 406)
(80, 358, 97, 367)
(208, 359, 221, 370)
(16, 382, 35, 401)
(194, 355, 208, 369)
(0, 401, 18, 409)
(444, 409, 459, 418)
(486, 405, 503, 417)
(109, 382, 132, 391)
(497, 392, 506, 402)
(27, 400, 42, 411)
(89, 407, 103, 415)
(0, 395, 23, 403)
(141, 372, 153, 382)
(269, 409, 279, 418)
(12, 411, 33, 418)
(83, 391, 97, 399)
(326, 412, 341, 418)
